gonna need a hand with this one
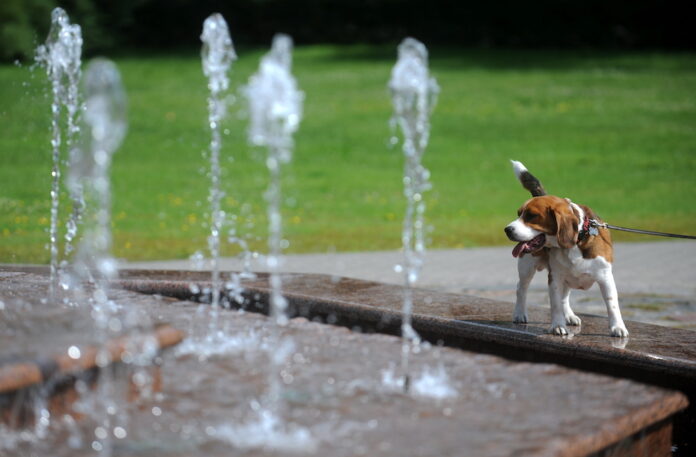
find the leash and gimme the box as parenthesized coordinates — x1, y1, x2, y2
(589, 219, 696, 240)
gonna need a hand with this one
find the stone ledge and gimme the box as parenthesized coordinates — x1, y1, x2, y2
(112, 268, 696, 455)
(2, 265, 694, 455)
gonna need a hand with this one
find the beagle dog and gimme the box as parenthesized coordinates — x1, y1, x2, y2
(504, 161, 629, 337)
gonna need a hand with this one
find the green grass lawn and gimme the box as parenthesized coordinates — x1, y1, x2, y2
(1, 46, 695, 263)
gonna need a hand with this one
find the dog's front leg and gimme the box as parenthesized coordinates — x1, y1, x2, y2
(548, 271, 569, 335)
(513, 255, 537, 323)
(561, 285, 581, 326)
(597, 270, 629, 337)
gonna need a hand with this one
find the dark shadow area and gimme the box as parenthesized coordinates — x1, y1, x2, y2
(3, 0, 695, 61)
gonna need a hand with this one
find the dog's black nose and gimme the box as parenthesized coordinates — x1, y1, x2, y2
(504, 226, 515, 239)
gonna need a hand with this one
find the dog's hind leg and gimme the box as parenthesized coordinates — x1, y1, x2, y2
(513, 255, 537, 323)
(561, 286, 581, 326)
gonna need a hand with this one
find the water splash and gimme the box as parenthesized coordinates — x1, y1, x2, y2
(228, 232, 256, 278)
(69, 58, 127, 321)
(388, 37, 439, 390)
(35, 7, 83, 296)
(214, 407, 317, 453)
(51, 58, 129, 457)
(201, 13, 237, 313)
(175, 328, 261, 361)
(176, 13, 244, 363)
(245, 33, 306, 444)
(382, 363, 457, 400)
(246, 34, 303, 328)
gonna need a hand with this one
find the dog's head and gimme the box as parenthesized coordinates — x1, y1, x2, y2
(504, 195, 579, 257)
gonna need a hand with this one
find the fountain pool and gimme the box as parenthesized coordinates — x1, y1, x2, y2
(1, 267, 688, 456)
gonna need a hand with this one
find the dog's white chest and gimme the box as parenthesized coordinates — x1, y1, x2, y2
(549, 248, 608, 291)
(563, 273, 595, 290)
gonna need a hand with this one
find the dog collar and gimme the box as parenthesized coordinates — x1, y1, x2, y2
(568, 199, 598, 243)
(578, 217, 599, 242)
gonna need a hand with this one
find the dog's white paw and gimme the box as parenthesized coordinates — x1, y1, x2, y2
(610, 325, 629, 338)
(565, 314, 582, 326)
(549, 325, 568, 336)
(512, 312, 528, 324)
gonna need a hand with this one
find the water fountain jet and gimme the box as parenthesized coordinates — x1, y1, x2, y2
(226, 33, 315, 451)
(201, 13, 237, 314)
(35, 7, 83, 297)
(389, 37, 439, 390)
(67, 58, 126, 318)
(246, 33, 303, 329)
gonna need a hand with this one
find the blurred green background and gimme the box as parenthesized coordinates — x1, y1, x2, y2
(1, 2, 695, 263)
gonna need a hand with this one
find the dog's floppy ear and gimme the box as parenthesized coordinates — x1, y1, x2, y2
(551, 205, 578, 248)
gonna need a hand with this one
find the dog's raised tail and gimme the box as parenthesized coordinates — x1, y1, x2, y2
(511, 160, 546, 197)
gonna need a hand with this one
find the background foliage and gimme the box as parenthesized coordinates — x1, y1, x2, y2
(2, 0, 695, 61)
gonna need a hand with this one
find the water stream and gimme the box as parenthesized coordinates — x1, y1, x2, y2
(388, 37, 439, 389)
(67, 59, 126, 315)
(242, 33, 312, 448)
(35, 7, 83, 297)
(69, 59, 130, 456)
(201, 13, 237, 313)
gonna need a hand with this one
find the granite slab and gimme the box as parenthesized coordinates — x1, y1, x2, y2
(106, 268, 696, 455)
(0, 267, 690, 457)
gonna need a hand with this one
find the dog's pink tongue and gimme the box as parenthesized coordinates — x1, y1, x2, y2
(512, 242, 528, 258)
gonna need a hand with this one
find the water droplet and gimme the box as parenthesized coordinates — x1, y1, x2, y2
(108, 318, 122, 332)
(68, 345, 81, 359)
(113, 426, 127, 439)
(94, 427, 108, 440)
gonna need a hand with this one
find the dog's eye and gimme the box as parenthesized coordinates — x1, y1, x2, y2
(524, 212, 538, 222)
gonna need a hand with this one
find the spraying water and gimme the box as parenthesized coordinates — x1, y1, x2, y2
(201, 13, 237, 312)
(389, 37, 439, 390)
(175, 14, 247, 360)
(240, 34, 313, 449)
(69, 59, 127, 319)
(57, 58, 128, 456)
(61, 25, 84, 267)
(35, 7, 83, 296)
(246, 34, 302, 329)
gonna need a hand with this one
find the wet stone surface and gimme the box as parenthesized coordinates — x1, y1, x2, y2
(0, 268, 689, 456)
(115, 268, 696, 454)
(0, 273, 170, 362)
(462, 286, 696, 331)
(252, 272, 696, 371)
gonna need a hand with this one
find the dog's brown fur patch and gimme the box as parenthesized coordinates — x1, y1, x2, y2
(519, 196, 613, 262)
